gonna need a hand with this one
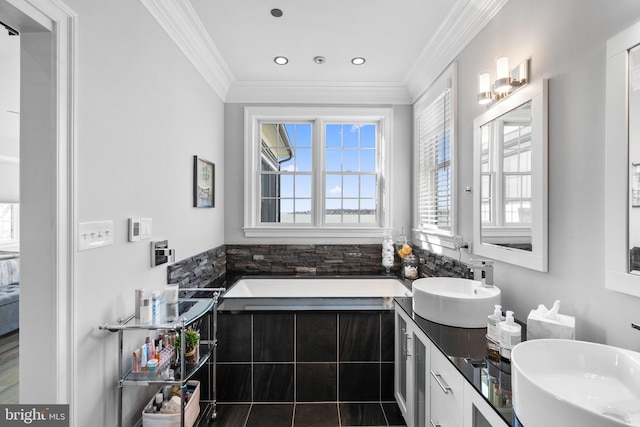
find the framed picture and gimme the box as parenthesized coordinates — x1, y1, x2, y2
(193, 155, 215, 208)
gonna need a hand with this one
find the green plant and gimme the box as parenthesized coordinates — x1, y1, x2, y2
(175, 329, 199, 350)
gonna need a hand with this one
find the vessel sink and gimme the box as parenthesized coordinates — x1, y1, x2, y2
(411, 277, 501, 328)
(512, 339, 640, 427)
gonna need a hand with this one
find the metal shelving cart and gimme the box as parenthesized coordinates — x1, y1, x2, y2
(99, 287, 225, 427)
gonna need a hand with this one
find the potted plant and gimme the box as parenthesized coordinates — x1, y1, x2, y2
(176, 329, 200, 363)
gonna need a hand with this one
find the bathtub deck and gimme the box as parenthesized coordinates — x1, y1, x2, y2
(219, 277, 411, 311)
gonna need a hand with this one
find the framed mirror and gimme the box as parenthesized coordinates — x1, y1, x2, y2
(473, 79, 548, 272)
(605, 20, 640, 296)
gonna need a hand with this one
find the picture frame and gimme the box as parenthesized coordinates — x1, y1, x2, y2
(193, 155, 215, 208)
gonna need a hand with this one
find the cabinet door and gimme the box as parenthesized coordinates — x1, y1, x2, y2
(395, 307, 412, 422)
(463, 382, 509, 427)
(411, 327, 430, 427)
(430, 345, 464, 427)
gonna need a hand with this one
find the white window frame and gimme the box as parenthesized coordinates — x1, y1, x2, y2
(244, 106, 392, 238)
(413, 63, 458, 249)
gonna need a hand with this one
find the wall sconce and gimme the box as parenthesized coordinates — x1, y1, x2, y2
(477, 57, 529, 106)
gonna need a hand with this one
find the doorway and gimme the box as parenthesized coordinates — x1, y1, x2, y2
(0, 0, 76, 415)
(0, 23, 20, 404)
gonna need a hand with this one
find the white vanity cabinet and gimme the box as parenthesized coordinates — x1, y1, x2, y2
(395, 306, 431, 427)
(395, 301, 510, 427)
(430, 345, 464, 426)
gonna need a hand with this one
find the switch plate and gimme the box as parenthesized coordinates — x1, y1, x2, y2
(140, 218, 152, 239)
(78, 220, 114, 251)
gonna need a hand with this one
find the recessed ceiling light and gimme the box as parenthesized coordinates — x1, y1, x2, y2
(351, 57, 366, 65)
(313, 56, 326, 65)
(270, 8, 283, 17)
(274, 56, 288, 65)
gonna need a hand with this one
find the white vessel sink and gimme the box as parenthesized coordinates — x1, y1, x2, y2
(512, 339, 640, 427)
(411, 277, 501, 328)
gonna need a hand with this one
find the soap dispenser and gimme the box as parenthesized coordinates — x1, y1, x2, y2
(498, 310, 521, 362)
(486, 305, 504, 362)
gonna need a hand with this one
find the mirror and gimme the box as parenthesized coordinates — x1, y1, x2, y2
(605, 20, 640, 296)
(473, 79, 548, 272)
(629, 45, 640, 276)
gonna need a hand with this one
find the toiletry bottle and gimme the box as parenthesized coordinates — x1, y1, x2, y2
(486, 305, 503, 362)
(140, 297, 151, 323)
(498, 310, 521, 362)
(141, 343, 148, 370)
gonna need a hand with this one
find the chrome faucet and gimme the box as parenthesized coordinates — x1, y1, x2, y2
(470, 259, 494, 287)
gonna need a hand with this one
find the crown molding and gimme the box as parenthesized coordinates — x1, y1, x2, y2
(226, 81, 411, 105)
(140, 0, 235, 101)
(404, 0, 510, 103)
(141, 0, 507, 105)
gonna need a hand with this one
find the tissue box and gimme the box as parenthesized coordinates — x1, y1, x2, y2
(526, 311, 575, 340)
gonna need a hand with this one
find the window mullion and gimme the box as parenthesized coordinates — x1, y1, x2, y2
(315, 118, 325, 227)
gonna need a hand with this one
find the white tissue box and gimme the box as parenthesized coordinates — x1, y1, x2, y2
(526, 311, 575, 340)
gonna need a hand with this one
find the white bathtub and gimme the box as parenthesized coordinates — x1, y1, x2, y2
(219, 276, 411, 311)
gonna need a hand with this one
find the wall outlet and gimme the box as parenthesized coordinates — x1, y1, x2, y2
(454, 235, 471, 251)
(78, 220, 114, 251)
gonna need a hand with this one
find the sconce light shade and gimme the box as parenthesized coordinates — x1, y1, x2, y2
(477, 72, 493, 105)
(494, 56, 513, 93)
(477, 58, 530, 106)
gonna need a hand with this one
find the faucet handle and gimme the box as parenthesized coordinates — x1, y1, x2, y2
(632, 323, 640, 331)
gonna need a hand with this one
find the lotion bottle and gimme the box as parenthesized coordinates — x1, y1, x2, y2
(498, 310, 521, 361)
(486, 305, 503, 362)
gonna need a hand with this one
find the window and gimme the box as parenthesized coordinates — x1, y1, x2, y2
(0, 203, 19, 249)
(245, 107, 392, 237)
(417, 89, 452, 231)
(480, 109, 532, 228)
(413, 63, 457, 246)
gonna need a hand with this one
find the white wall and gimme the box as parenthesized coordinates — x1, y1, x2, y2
(53, 0, 225, 425)
(224, 103, 413, 244)
(448, 0, 640, 349)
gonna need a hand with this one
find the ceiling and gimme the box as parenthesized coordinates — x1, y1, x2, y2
(190, 0, 455, 84)
(143, 0, 510, 103)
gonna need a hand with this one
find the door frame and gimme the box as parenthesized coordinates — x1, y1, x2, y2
(2, 0, 76, 416)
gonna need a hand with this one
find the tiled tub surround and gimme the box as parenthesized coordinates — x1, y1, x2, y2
(226, 243, 472, 280)
(166, 244, 472, 286)
(216, 311, 395, 403)
(226, 244, 391, 276)
(167, 245, 227, 288)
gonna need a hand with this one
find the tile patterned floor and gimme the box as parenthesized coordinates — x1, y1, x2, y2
(204, 401, 406, 427)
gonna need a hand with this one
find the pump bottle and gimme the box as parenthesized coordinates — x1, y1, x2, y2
(486, 305, 503, 362)
(498, 310, 521, 361)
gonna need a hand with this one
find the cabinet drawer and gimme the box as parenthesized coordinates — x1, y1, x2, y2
(430, 391, 459, 427)
(430, 346, 464, 426)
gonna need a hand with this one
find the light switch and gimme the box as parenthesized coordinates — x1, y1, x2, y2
(78, 220, 114, 251)
(140, 218, 152, 239)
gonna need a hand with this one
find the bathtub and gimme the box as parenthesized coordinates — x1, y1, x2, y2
(218, 276, 411, 311)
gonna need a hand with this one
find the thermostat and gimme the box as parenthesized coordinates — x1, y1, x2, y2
(128, 218, 141, 242)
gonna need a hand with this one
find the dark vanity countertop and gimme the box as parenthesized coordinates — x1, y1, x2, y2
(395, 297, 525, 427)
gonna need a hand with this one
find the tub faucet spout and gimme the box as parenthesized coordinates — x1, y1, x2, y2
(470, 259, 494, 287)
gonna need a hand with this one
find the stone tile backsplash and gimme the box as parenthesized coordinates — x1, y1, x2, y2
(226, 244, 387, 275)
(167, 243, 470, 290)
